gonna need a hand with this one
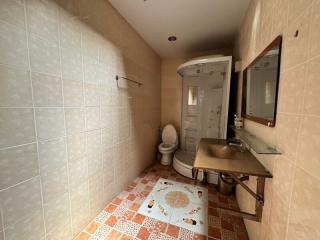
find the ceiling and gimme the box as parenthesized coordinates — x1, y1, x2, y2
(109, 0, 250, 58)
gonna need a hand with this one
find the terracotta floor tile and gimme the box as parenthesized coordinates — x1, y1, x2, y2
(105, 203, 118, 213)
(74, 232, 91, 240)
(129, 202, 140, 212)
(106, 229, 122, 240)
(221, 219, 234, 231)
(133, 213, 146, 225)
(112, 197, 123, 205)
(86, 221, 100, 234)
(208, 207, 219, 217)
(105, 215, 118, 227)
(137, 227, 151, 240)
(75, 163, 248, 240)
(120, 234, 133, 240)
(166, 224, 180, 238)
(193, 233, 207, 240)
(208, 226, 221, 239)
(127, 193, 136, 201)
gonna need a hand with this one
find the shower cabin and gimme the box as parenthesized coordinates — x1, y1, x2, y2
(173, 55, 232, 184)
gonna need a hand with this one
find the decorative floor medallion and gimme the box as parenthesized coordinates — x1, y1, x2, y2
(138, 178, 208, 235)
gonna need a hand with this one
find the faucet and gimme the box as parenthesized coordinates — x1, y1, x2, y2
(228, 138, 247, 152)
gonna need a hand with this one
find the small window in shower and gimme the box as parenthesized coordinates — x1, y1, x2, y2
(188, 86, 198, 105)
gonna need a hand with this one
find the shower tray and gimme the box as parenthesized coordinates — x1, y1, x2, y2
(173, 149, 218, 184)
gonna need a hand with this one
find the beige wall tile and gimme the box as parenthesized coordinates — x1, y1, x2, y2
(269, 195, 290, 240)
(297, 116, 320, 178)
(309, 0, 320, 58)
(287, 168, 320, 240)
(275, 113, 300, 160)
(32, 72, 63, 107)
(65, 108, 85, 135)
(282, 8, 311, 69)
(288, 0, 313, 24)
(0, 0, 25, 28)
(35, 108, 66, 141)
(38, 137, 67, 173)
(0, 21, 28, 69)
(29, 33, 60, 75)
(0, 0, 160, 239)
(278, 63, 306, 114)
(303, 56, 320, 116)
(0, 177, 42, 228)
(0, 143, 38, 190)
(0, 108, 36, 148)
(0, 66, 32, 107)
(43, 192, 70, 233)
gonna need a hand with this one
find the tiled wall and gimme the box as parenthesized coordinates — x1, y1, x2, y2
(233, 0, 320, 239)
(161, 50, 232, 135)
(0, 0, 161, 239)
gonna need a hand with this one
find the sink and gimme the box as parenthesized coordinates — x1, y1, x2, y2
(194, 138, 273, 178)
(206, 144, 240, 159)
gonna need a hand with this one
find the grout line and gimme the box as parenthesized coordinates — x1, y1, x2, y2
(22, 0, 47, 239)
(0, 175, 39, 193)
(57, 6, 74, 238)
(0, 141, 37, 152)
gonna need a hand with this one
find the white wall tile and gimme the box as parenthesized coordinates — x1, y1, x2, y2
(68, 157, 88, 188)
(0, 0, 25, 28)
(26, 0, 59, 41)
(0, 65, 32, 107)
(38, 137, 67, 173)
(29, 34, 60, 75)
(0, 108, 35, 148)
(0, 143, 38, 190)
(35, 108, 65, 141)
(63, 79, 84, 107)
(4, 210, 45, 240)
(85, 83, 100, 107)
(0, 177, 42, 228)
(43, 192, 70, 233)
(65, 108, 85, 135)
(61, 46, 83, 81)
(67, 133, 86, 161)
(41, 165, 68, 204)
(0, 21, 28, 68)
(32, 72, 63, 107)
(85, 107, 100, 131)
(59, 10, 81, 50)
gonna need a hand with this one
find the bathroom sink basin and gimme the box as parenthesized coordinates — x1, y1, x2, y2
(206, 144, 241, 159)
(193, 138, 272, 178)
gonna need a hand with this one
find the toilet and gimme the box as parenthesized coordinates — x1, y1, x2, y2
(158, 124, 178, 165)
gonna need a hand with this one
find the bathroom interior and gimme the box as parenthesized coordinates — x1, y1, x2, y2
(0, 0, 319, 239)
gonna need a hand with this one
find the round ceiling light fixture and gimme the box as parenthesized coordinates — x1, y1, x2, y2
(168, 36, 177, 42)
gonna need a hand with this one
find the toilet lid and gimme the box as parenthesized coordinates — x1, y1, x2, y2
(162, 124, 177, 144)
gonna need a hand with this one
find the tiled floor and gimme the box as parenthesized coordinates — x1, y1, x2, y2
(75, 164, 249, 240)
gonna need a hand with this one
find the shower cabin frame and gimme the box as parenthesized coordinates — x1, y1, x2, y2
(178, 56, 232, 151)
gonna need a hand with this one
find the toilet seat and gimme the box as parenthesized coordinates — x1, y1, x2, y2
(158, 142, 176, 151)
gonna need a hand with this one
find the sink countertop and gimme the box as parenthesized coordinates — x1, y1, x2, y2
(193, 138, 272, 178)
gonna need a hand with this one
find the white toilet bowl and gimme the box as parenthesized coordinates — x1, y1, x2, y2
(158, 124, 178, 165)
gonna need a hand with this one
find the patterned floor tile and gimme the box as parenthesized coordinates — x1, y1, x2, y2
(75, 163, 249, 240)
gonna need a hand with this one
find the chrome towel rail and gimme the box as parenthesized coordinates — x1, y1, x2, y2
(115, 75, 142, 87)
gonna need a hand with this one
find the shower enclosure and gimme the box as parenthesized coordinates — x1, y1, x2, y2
(173, 55, 232, 183)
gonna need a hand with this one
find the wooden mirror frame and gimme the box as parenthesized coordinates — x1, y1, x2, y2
(241, 36, 282, 127)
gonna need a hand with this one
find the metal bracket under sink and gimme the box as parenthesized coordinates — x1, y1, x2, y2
(193, 168, 265, 222)
(218, 175, 265, 222)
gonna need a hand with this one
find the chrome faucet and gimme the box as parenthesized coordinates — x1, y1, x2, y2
(228, 138, 247, 152)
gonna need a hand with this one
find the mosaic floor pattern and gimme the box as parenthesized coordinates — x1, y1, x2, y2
(138, 178, 208, 235)
(75, 163, 249, 240)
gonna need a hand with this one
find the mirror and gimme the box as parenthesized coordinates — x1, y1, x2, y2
(242, 36, 282, 127)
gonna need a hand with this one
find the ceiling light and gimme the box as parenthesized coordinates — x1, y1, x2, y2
(168, 36, 177, 42)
